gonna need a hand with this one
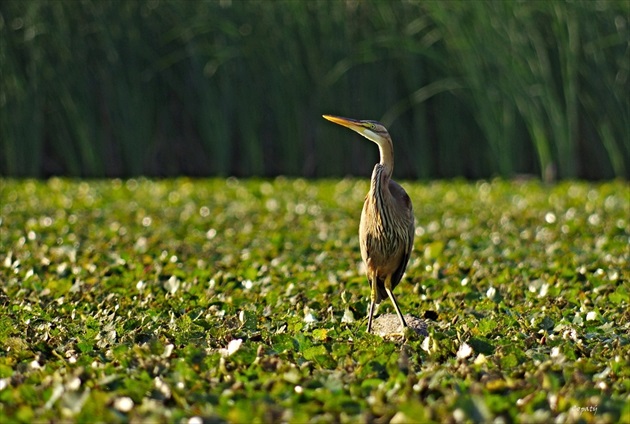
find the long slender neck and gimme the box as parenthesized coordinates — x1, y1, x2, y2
(376, 137, 394, 178)
(370, 136, 394, 201)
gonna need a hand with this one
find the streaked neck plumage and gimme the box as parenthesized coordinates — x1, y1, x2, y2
(370, 135, 395, 222)
(376, 136, 394, 178)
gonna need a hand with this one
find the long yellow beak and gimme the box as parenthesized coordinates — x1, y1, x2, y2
(323, 114, 392, 163)
(322, 114, 365, 132)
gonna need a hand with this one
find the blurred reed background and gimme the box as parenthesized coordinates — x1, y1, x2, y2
(1, 0, 628, 180)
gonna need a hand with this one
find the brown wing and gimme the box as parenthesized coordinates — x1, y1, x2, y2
(390, 218, 414, 291)
(388, 180, 414, 291)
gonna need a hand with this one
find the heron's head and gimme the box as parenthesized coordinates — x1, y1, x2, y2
(322, 115, 391, 147)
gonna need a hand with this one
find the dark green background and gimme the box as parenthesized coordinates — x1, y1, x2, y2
(1, 0, 628, 179)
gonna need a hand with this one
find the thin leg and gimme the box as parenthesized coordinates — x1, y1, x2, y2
(384, 275, 407, 330)
(366, 299, 376, 333)
(366, 269, 377, 333)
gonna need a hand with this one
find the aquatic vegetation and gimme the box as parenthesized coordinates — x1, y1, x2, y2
(0, 178, 628, 422)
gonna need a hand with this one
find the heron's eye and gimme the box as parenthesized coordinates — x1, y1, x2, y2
(369, 123, 376, 130)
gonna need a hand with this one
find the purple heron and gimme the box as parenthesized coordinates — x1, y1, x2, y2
(322, 115, 414, 333)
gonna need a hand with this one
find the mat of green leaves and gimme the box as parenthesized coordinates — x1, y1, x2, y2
(1, 178, 628, 423)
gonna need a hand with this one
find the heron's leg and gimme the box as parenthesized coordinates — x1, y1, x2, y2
(366, 269, 377, 333)
(367, 298, 376, 333)
(384, 275, 407, 329)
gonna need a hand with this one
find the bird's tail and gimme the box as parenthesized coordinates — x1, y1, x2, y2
(374, 277, 388, 304)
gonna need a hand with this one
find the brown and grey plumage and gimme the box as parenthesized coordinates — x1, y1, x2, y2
(322, 114, 415, 333)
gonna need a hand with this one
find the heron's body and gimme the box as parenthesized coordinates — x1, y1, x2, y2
(361, 170, 414, 301)
(322, 114, 414, 333)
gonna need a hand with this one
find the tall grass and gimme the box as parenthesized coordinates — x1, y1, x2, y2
(1, 0, 627, 179)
